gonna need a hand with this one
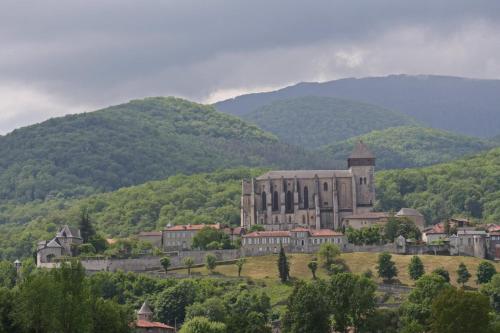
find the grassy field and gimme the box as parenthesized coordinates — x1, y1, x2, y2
(174, 252, 500, 309)
(178, 252, 500, 287)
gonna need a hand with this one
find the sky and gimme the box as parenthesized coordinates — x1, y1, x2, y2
(1, 0, 500, 134)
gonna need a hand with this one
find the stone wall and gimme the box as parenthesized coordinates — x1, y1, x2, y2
(80, 249, 241, 273)
(344, 243, 398, 253)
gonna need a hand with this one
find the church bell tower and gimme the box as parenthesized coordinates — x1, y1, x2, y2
(348, 141, 375, 210)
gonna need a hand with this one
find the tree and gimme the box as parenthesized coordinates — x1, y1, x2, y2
(235, 258, 246, 277)
(79, 208, 95, 243)
(329, 273, 377, 333)
(432, 267, 450, 283)
(183, 257, 194, 276)
(90, 298, 132, 333)
(278, 245, 289, 283)
(377, 252, 397, 282)
(480, 273, 500, 312)
(308, 261, 318, 279)
(192, 227, 230, 250)
(477, 261, 497, 284)
(457, 262, 471, 287)
(179, 316, 226, 333)
(160, 257, 171, 274)
(318, 243, 340, 268)
(224, 290, 271, 333)
(0, 261, 17, 289)
(431, 288, 491, 333)
(408, 256, 425, 281)
(249, 225, 265, 232)
(205, 254, 217, 273)
(186, 298, 226, 323)
(400, 274, 451, 330)
(282, 280, 330, 333)
(155, 280, 197, 326)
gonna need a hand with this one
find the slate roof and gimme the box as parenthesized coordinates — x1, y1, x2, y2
(349, 140, 375, 159)
(138, 301, 153, 315)
(46, 237, 63, 248)
(164, 223, 221, 231)
(396, 208, 423, 217)
(256, 170, 352, 180)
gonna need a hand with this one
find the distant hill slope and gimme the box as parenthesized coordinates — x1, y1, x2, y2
(0, 97, 331, 204)
(214, 75, 500, 138)
(241, 96, 418, 148)
(323, 126, 496, 169)
(376, 147, 500, 225)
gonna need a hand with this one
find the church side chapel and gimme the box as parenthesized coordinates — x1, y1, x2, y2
(241, 141, 378, 231)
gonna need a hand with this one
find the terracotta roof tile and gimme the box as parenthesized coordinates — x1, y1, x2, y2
(243, 231, 291, 238)
(164, 223, 221, 231)
(135, 319, 174, 329)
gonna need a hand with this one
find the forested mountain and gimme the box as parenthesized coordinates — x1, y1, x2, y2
(0, 168, 259, 259)
(323, 126, 496, 169)
(0, 97, 331, 204)
(241, 96, 417, 148)
(214, 75, 500, 138)
(376, 147, 500, 225)
(3, 147, 500, 259)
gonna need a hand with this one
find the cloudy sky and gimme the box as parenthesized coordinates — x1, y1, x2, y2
(1, 0, 500, 134)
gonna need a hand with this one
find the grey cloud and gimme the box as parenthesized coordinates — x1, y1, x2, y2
(1, 0, 500, 133)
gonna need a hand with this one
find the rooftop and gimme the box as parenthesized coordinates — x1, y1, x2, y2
(396, 208, 423, 217)
(135, 319, 175, 330)
(343, 212, 390, 219)
(164, 223, 221, 232)
(255, 169, 352, 180)
(349, 140, 375, 159)
(243, 231, 291, 238)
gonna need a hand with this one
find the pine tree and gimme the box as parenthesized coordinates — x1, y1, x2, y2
(408, 256, 425, 281)
(456, 262, 471, 287)
(278, 244, 290, 283)
(79, 208, 95, 243)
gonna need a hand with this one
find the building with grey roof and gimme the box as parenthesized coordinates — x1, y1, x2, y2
(241, 141, 376, 231)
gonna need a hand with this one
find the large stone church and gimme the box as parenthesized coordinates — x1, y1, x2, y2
(241, 141, 376, 231)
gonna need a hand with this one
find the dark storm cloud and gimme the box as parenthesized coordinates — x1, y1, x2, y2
(1, 0, 500, 133)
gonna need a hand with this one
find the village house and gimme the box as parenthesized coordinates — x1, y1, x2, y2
(134, 301, 175, 333)
(396, 208, 425, 230)
(422, 223, 447, 244)
(342, 212, 390, 230)
(241, 228, 346, 256)
(138, 231, 163, 248)
(450, 229, 488, 258)
(162, 223, 222, 251)
(37, 225, 83, 265)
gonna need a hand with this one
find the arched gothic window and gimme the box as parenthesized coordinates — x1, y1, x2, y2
(261, 192, 267, 210)
(272, 191, 279, 211)
(286, 191, 293, 213)
(323, 182, 328, 191)
(303, 187, 309, 209)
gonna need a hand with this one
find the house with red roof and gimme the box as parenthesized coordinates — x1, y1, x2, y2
(133, 301, 176, 333)
(162, 223, 222, 251)
(241, 228, 346, 255)
(422, 223, 447, 244)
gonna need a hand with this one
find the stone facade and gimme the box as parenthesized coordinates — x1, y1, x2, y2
(450, 229, 487, 258)
(241, 228, 347, 256)
(241, 141, 376, 231)
(396, 208, 426, 230)
(37, 225, 83, 265)
(138, 231, 163, 248)
(162, 223, 221, 251)
(342, 212, 390, 230)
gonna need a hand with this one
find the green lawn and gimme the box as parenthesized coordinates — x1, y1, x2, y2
(173, 252, 500, 310)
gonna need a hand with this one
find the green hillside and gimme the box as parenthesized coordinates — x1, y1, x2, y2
(323, 126, 496, 169)
(376, 147, 500, 224)
(0, 168, 260, 259)
(241, 96, 418, 148)
(0, 97, 330, 204)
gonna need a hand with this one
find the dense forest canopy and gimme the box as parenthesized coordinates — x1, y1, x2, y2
(241, 96, 417, 148)
(214, 74, 500, 138)
(376, 147, 500, 224)
(0, 97, 330, 204)
(323, 126, 496, 169)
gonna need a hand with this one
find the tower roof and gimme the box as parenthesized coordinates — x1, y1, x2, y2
(138, 301, 153, 315)
(349, 140, 375, 159)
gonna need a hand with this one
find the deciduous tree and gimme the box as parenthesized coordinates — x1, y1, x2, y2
(477, 261, 497, 284)
(457, 262, 471, 287)
(377, 252, 398, 282)
(408, 256, 425, 281)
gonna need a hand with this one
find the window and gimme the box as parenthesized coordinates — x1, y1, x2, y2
(303, 187, 309, 209)
(272, 191, 279, 211)
(360, 177, 363, 185)
(323, 182, 328, 191)
(261, 192, 267, 210)
(364, 177, 367, 184)
(302, 215, 306, 224)
(286, 191, 293, 213)
(275, 216, 279, 224)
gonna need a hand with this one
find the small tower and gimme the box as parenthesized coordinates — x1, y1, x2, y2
(348, 141, 376, 210)
(137, 301, 153, 322)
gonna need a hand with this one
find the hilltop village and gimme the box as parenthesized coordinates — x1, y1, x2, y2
(36, 142, 500, 269)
